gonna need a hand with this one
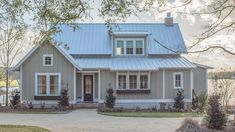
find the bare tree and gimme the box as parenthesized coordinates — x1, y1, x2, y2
(210, 72, 235, 109)
(0, 24, 25, 106)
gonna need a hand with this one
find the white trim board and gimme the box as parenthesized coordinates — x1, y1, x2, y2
(12, 42, 82, 71)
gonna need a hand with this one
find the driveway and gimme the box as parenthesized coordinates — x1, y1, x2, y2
(0, 109, 199, 132)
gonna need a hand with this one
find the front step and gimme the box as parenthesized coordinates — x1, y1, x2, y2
(73, 103, 98, 109)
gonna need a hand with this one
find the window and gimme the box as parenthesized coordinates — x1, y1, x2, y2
(116, 40, 124, 55)
(126, 40, 134, 54)
(140, 75, 148, 89)
(35, 73, 61, 96)
(118, 75, 126, 89)
(174, 72, 183, 89)
(115, 38, 144, 55)
(136, 40, 143, 54)
(129, 75, 137, 89)
(117, 72, 150, 90)
(43, 54, 53, 66)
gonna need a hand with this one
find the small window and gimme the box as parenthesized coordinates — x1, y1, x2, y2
(140, 75, 148, 89)
(174, 72, 183, 88)
(129, 75, 137, 89)
(118, 75, 126, 89)
(43, 54, 53, 66)
(116, 40, 124, 55)
(126, 40, 134, 54)
(136, 40, 143, 54)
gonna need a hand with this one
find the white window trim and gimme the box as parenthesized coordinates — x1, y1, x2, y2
(173, 72, 183, 89)
(35, 73, 61, 96)
(43, 54, 53, 66)
(116, 72, 150, 90)
(115, 38, 145, 56)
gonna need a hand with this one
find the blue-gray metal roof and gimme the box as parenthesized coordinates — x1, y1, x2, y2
(54, 23, 187, 55)
(75, 57, 195, 71)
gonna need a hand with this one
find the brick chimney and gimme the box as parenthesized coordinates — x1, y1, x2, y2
(164, 12, 173, 26)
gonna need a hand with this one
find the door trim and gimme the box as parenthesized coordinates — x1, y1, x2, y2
(82, 73, 95, 102)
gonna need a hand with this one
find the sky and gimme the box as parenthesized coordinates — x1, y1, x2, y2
(6, 0, 235, 71)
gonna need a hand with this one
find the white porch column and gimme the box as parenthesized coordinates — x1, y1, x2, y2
(98, 69, 101, 103)
(162, 69, 165, 99)
(73, 67, 76, 104)
(190, 69, 194, 99)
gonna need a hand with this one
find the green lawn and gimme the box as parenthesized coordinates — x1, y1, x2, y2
(99, 112, 203, 118)
(0, 125, 51, 132)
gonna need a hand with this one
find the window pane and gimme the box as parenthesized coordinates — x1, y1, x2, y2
(116, 40, 124, 55)
(126, 40, 133, 54)
(140, 75, 148, 89)
(136, 40, 143, 54)
(118, 75, 126, 89)
(175, 74, 182, 87)
(129, 75, 137, 89)
(50, 75, 59, 95)
(38, 75, 47, 95)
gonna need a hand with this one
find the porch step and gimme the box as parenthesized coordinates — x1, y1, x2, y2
(73, 103, 98, 109)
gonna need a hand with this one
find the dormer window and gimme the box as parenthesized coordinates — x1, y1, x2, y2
(43, 54, 53, 66)
(115, 38, 144, 56)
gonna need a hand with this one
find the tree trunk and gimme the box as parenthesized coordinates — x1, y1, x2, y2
(5, 69, 9, 106)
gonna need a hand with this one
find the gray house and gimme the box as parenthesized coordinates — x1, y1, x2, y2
(13, 16, 210, 108)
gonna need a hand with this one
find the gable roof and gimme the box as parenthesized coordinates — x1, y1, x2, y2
(54, 23, 187, 55)
(12, 42, 81, 71)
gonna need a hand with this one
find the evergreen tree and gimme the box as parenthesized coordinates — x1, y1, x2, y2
(105, 88, 116, 108)
(10, 90, 20, 109)
(58, 89, 69, 108)
(205, 94, 227, 130)
(173, 89, 185, 111)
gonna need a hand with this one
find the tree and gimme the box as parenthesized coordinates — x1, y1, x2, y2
(58, 86, 69, 108)
(205, 94, 227, 130)
(0, 24, 25, 106)
(173, 89, 185, 111)
(105, 88, 116, 108)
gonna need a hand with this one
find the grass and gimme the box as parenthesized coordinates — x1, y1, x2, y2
(0, 125, 51, 132)
(0, 80, 19, 87)
(99, 112, 203, 118)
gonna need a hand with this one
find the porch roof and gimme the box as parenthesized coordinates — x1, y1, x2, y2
(75, 57, 196, 71)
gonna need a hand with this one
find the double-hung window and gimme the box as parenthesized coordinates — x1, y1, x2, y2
(117, 72, 150, 90)
(140, 74, 148, 89)
(115, 38, 144, 55)
(118, 75, 126, 89)
(174, 72, 183, 89)
(35, 73, 61, 96)
(116, 40, 125, 55)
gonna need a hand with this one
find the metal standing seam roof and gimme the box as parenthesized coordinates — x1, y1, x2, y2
(75, 57, 196, 71)
(54, 23, 187, 55)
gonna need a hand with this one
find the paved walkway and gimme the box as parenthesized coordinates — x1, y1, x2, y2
(0, 109, 200, 132)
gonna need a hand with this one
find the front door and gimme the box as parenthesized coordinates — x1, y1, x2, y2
(84, 75, 93, 102)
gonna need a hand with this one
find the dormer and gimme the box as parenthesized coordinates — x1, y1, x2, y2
(112, 31, 148, 56)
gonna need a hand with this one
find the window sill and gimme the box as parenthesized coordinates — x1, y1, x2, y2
(116, 90, 150, 94)
(34, 96, 60, 100)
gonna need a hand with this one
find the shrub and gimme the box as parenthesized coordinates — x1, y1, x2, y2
(135, 106, 141, 112)
(104, 88, 116, 108)
(58, 89, 69, 108)
(205, 94, 227, 130)
(40, 102, 45, 109)
(173, 89, 185, 111)
(176, 118, 203, 132)
(197, 92, 208, 113)
(28, 102, 34, 109)
(10, 91, 20, 109)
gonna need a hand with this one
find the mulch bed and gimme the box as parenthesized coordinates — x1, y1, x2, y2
(0, 107, 73, 114)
